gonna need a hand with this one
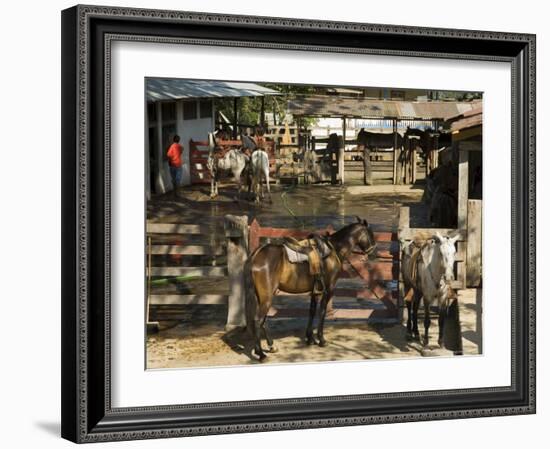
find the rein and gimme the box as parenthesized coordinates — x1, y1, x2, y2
(336, 235, 380, 300)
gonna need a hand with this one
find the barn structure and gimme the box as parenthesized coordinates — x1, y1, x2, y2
(145, 78, 280, 197)
(287, 96, 480, 185)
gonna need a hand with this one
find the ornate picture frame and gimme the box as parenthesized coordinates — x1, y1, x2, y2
(61, 4, 535, 443)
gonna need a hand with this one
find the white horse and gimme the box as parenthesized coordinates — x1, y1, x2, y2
(401, 232, 459, 347)
(207, 132, 248, 199)
(250, 149, 271, 204)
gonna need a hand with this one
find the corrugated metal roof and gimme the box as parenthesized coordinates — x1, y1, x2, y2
(146, 79, 281, 102)
(447, 102, 483, 131)
(287, 95, 478, 120)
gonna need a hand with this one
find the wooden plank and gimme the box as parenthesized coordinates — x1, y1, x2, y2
(412, 149, 417, 184)
(398, 228, 467, 241)
(146, 223, 211, 234)
(224, 215, 249, 330)
(149, 294, 228, 305)
(467, 199, 482, 287)
(148, 266, 227, 277)
(457, 148, 469, 230)
(398, 206, 410, 234)
(451, 280, 463, 289)
(456, 240, 467, 288)
(148, 245, 225, 255)
(456, 261, 466, 289)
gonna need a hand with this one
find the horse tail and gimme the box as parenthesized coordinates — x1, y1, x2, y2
(244, 252, 259, 337)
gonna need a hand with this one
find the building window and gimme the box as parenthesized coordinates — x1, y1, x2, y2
(199, 100, 212, 118)
(161, 102, 177, 121)
(183, 101, 197, 120)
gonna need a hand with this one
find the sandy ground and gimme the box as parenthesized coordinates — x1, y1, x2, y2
(147, 289, 481, 369)
(146, 183, 480, 370)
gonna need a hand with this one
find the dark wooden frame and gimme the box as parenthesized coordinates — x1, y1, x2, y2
(61, 4, 536, 443)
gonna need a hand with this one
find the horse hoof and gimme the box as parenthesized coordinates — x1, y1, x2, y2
(268, 345, 278, 353)
(306, 338, 316, 346)
(318, 340, 328, 348)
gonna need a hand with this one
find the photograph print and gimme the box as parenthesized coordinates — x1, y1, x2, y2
(145, 78, 482, 369)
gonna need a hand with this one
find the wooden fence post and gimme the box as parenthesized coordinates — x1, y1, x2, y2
(467, 199, 482, 287)
(224, 215, 249, 330)
(398, 207, 410, 323)
(146, 235, 160, 333)
(457, 147, 469, 230)
(392, 119, 398, 185)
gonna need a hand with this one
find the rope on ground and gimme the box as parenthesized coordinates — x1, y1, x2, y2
(280, 184, 316, 230)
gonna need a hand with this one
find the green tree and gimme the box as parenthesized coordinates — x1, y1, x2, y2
(213, 83, 319, 129)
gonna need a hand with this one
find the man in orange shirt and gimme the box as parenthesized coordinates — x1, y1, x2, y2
(166, 135, 184, 195)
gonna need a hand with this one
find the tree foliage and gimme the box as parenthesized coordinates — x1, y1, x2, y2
(213, 83, 319, 129)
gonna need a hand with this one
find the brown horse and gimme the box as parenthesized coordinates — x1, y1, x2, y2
(247, 217, 377, 361)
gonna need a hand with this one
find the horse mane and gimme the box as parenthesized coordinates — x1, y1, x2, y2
(329, 221, 363, 244)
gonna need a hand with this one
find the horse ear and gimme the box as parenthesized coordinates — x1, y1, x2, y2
(355, 216, 362, 223)
(450, 234, 460, 244)
(435, 231, 445, 242)
(363, 219, 369, 227)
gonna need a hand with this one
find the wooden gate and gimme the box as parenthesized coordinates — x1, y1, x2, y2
(146, 215, 406, 332)
(248, 219, 400, 322)
(189, 138, 277, 185)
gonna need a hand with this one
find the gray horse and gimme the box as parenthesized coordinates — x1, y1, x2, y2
(207, 132, 249, 200)
(401, 233, 459, 348)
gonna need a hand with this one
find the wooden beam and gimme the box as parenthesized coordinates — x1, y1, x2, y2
(457, 148, 469, 230)
(224, 215, 249, 330)
(146, 223, 212, 234)
(398, 228, 467, 241)
(398, 206, 410, 234)
(466, 199, 482, 287)
(147, 266, 227, 277)
(340, 117, 346, 184)
(260, 96, 265, 126)
(233, 97, 238, 139)
(393, 119, 398, 184)
(148, 245, 224, 255)
(149, 294, 228, 305)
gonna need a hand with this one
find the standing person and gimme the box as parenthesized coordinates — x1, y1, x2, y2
(166, 135, 184, 196)
(254, 125, 266, 151)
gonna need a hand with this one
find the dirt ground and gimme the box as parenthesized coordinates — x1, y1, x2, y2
(147, 182, 430, 229)
(146, 289, 481, 369)
(146, 182, 481, 369)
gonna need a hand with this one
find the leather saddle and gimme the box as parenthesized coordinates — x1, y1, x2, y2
(282, 234, 332, 277)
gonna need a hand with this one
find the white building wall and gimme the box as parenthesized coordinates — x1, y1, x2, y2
(146, 99, 215, 195)
(178, 112, 213, 186)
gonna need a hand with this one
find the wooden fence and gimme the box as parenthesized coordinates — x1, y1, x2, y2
(146, 216, 403, 330)
(189, 139, 276, 185)
(248, 218, 401, 321)
(397, 199, 482, 292)
(145, 222, 228, 331)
